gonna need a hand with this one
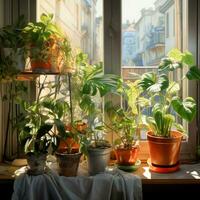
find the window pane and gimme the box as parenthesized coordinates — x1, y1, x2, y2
(122, 0, 187, 140)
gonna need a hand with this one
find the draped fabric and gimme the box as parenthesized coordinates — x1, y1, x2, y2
(12, 168, 142, 200)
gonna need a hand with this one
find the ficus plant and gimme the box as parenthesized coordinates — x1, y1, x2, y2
(137, 48, 199, 137)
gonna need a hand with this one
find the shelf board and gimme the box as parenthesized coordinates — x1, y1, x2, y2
(16, 71, 61, 81)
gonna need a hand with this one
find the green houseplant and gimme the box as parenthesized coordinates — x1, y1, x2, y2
(22, 13, 68, 73)
(17, 76, 67, 175)
(137, 48, 199, 172)
(105, 81, 148, 171)
(0, 15, 26, 73)
(57, 52, 121, 175)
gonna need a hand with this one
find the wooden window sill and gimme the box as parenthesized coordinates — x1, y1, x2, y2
(0, 160, 200, 185)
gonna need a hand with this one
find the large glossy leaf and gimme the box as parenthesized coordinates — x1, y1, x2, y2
(166, 81, 180, 95)
(167, 48, 182, 61)
(126, 81, 141, 115)
(139, 73, 156, 91)
(158, 57, 182, 72)
(186, 66, 200, 80)
(171, 97, 196, 122)
(182, 51, 195, 66)
(139, 73, 169, 93)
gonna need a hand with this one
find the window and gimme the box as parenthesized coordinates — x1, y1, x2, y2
(36, 0, 199, 162)
(120, 0, 198, 161)
(0, 0, 198, 163)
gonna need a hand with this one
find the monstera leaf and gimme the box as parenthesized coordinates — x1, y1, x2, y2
(171, 97, 196, 122)
(182, 51, 195, 66)
(139, 73, 169, 93)
(186, 66, 200, 80)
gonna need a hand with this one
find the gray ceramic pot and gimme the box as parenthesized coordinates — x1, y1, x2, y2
(87, 147, 111, 176)
(26, 153, 47, 175)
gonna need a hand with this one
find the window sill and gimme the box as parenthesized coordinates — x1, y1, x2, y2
(0, 160, 200, 185)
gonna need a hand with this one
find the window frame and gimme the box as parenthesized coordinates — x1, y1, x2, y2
(104, 0, 199, 162)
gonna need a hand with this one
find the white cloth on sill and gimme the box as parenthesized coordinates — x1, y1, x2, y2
(12, 168, 142, 200)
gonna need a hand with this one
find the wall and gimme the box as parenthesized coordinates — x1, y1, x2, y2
(0, 0, 3, 27)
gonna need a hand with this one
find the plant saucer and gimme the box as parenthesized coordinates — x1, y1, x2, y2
(117, 160, 141, 172)
(147, 158, 180, 173)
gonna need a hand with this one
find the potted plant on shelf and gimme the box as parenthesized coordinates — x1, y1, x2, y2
(22, 13, 68, 73)
(104, 81, 148, 171)
(17, 76, 67, 175)
(0, 15, 26, 72)
(137, 48, 199, 173)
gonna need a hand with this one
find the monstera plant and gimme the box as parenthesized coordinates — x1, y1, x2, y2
(137, 48, 199, 172)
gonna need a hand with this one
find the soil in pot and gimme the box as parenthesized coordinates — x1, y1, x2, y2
(147, 130, 183, 167)
(87, 147, 111, 176)
(26, 153, 47, 175)
(55, 151, 82, 177)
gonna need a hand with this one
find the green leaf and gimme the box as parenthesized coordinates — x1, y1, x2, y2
(139, 73, 169, 93)
(173, 123, 186, 134)
(139, 72, 156, 91)
(171, 97, 196, 122)
(166, 81, 180, 95)
(54, 119, 66, 136)
(186, 66, 200, 80)
(182, 51, 195, 66)
(167, 48, 182, 62)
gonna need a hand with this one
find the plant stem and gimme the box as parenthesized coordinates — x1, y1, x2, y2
(68, 73, 73, 124)
(37, 75, 47, 103)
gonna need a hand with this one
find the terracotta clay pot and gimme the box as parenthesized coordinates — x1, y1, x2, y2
(115, 146, 139, 166)
(30, 60, 52, 73)
(55, 152, 82, 177)
(147, 130, 183, 166)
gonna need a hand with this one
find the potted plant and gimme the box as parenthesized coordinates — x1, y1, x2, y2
(0, 15, 26, 72)
(104, 81, 148, 171)
(137, 48, 199, 172)
(71, 52, 121, 175)
(55, 120, 85, 177)
(17, 76, 67, 175)
(22, 13, 67, 73)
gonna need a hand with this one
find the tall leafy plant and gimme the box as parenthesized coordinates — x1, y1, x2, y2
(60, 52, 122, 153)
(105, 81, 149, 148)
(137, 48, 199, 137)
